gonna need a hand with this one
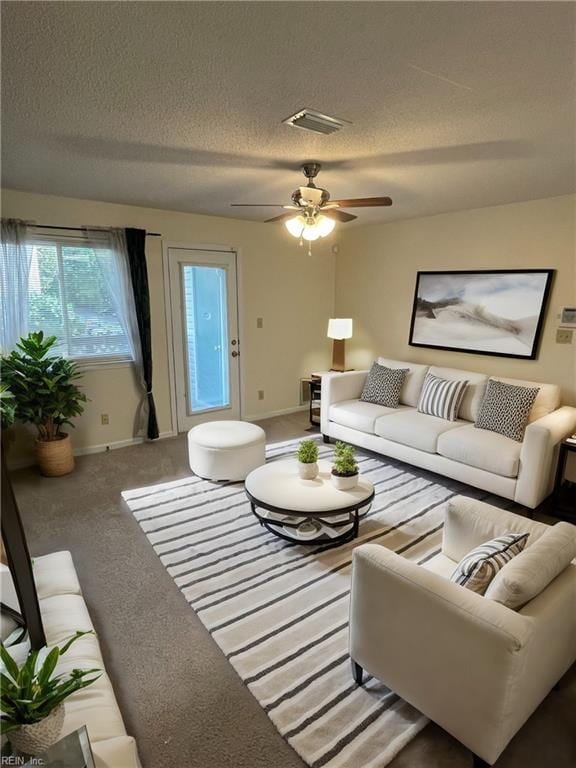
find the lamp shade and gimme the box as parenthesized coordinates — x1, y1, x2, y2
(327, 318, 353, 340)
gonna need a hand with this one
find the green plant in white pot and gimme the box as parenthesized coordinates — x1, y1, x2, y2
(331, 441, 359, 490)
(1, 332, 88, 477)
(297, 439, 319, 480)
(1, 631, 100, 756)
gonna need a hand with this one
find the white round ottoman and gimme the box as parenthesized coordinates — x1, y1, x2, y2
(187, 421, 266, 481)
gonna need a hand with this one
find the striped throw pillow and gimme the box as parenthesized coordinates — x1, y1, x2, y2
(417, 373, 468, 421)
(450, 532, 529, 594)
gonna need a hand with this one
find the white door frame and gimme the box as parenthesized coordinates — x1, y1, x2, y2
(162, 242, 245, 434)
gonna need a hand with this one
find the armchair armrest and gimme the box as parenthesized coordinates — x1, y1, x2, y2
(320, 370, 369, 433)
(516, 406, 576, 508)
(350, 543, 532, 763)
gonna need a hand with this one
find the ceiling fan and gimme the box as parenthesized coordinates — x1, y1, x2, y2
(231, 163, 392, 252)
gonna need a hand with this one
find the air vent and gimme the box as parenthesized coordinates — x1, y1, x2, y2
(282, 109, 348, 135)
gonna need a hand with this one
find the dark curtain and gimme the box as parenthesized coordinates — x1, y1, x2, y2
(125, 228, 159, 440)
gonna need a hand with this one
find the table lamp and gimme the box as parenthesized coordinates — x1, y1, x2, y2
(327, 318, 353, 371)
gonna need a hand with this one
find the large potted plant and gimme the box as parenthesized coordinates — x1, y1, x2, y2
(1, 631, 100, 755)
(2, 332, 88, 476)
(331, 441, 359, 490)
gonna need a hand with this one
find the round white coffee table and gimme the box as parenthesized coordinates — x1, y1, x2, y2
(245, 459, 375, 546)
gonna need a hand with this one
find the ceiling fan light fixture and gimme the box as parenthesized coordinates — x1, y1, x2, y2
(285, 215, 306, 237)
(315, 215, 336, 237)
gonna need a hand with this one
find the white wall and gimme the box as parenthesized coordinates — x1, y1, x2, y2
(336, 195, 576, 404)
(2, 189, 336, 464)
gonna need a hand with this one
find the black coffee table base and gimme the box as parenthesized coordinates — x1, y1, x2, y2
(247, 490, 374, 547)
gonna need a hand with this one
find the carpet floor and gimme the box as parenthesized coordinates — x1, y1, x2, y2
(9, 412, 576, 768)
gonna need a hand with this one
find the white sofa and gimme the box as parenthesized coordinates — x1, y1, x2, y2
(321, 358, 576, 508)
(1, 551, 141, 767)
(349, 496, 576, 765)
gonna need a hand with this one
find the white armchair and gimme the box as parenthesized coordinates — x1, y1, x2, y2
(349, 496, 576, 766)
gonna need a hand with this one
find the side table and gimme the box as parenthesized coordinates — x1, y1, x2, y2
(553, 439, 576, 521)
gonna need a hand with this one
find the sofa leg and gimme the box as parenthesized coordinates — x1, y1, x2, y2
(351, 659, 364, 685)
(322, 434, 331, 444)
(472, 754, 490, 768)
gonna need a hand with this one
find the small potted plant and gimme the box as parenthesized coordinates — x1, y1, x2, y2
(297, 439, 319, 480)
(2, 332, 88, 477)
(331, 441, 359, 490)
(1, 631, 101, 756)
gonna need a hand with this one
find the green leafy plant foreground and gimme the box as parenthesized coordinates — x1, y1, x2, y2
(0, 631, 100, 733)
(0, 382, 16, 430)
(1, 332, 88, 441)
(297, 439, 319, 464)
(332, 441, 359, 477)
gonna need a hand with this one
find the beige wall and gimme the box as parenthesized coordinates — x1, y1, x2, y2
(336, 195, 576, 405)
(2, 189, 336, 464)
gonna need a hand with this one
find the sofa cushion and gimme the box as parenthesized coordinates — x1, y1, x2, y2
(377, 357, 429, 407)
(34, 551, 82, 599)
(429, 366, 488, 422)
(437, 424, 522, 478)
(475, 379, 539, 442)
(442, 496, 549, 562)
(374, 409, 467, 453)
(450, 532, 529, 594)
(417, 372, 469, 421)
(39, 593, 96, 644)
(361, 362, 408, 407)
(92, 736, 140, 768)
(420, 552, 457, 579)
(490, 376, 560, 422)
(329, 399, 408, 434)
(485, 521, 576, 609)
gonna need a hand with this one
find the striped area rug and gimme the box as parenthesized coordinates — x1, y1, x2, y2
(122, 439, 456, 768)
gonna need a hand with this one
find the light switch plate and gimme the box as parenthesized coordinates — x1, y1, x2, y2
(256, 317, 263, 329)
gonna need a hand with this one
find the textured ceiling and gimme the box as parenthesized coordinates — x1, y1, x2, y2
(2, 1, 575, 225)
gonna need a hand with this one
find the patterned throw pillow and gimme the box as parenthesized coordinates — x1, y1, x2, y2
(450, 532, 529, 594)
(417, 372, 468, 421)
(360, 363, 408, 408)
(475, 379, 539, 442)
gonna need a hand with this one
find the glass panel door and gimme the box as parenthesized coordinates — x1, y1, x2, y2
(181, 265, 230, 414)
(168, 248, 240, 431)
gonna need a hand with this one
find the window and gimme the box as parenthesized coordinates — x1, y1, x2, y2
(25, 236, 133, 363)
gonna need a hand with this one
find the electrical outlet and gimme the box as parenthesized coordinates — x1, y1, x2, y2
(556, 329, 573, 345)
(258, 390, 264, 401)
(101, 413, 109, 425)
(256, 317, 263, 329)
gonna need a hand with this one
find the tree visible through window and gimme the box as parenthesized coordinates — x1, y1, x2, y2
(27, 239, 133, 361)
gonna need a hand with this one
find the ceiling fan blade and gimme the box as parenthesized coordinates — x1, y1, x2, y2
(230, 204, 286, 207)
(322, 210, 357, 223)
(265, 212, 301, 223)
(331, 197, 393, 208)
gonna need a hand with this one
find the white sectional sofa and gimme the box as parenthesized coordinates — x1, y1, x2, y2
(321, 357, 576, 509)
(1, 551, 141, 767)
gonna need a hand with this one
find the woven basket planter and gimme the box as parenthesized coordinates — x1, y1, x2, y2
(9, 704, 65, 756)
(36, 434, 75, 477)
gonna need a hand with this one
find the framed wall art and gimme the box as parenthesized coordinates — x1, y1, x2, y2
(408, 269, 554, 359)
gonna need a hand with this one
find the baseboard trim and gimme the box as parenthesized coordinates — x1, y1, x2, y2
(7, 431, 178, 470)
(243, 405, 308, 422)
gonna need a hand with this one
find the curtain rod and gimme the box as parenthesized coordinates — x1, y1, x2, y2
(31, 224, 162, 237)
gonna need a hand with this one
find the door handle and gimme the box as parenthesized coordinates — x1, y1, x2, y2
(231, 350, 240, 358)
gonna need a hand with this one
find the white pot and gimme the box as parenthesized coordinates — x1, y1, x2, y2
(9, 703, 65, 756)
(331, 472, 359, 491)
(298, 461, 319, 480)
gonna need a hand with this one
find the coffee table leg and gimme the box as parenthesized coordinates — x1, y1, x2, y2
(352, 508, 360, 539)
